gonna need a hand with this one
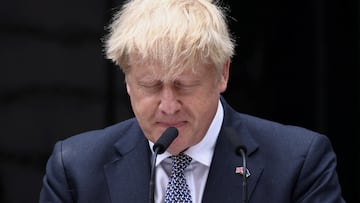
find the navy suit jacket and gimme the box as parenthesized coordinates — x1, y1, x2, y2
(40, 98, 345, 202)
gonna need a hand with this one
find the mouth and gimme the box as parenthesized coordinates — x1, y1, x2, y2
(156, 121, 187, 129)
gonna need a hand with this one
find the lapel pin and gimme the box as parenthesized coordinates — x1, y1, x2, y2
(235, 166, 251, 178)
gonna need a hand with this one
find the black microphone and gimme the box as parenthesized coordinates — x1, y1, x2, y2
(149, 127, 179, 203)
(224, 127, 248, 203)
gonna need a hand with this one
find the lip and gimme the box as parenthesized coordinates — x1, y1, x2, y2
(156, 121, 187, 128)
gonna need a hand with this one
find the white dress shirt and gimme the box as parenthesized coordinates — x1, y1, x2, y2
(149, 100, 224, 203)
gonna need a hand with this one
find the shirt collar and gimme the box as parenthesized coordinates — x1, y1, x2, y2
(149, 100, 224, 167)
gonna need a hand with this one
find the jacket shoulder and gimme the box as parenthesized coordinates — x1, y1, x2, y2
(51, 118, 140, 167)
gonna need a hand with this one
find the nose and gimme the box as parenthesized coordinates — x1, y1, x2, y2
(158, 86, 180, 115)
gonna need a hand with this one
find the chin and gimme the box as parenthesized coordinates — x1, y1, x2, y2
(167, 140, 190, 155)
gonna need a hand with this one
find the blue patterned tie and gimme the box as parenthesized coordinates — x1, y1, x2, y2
(164, 153, 192, 203)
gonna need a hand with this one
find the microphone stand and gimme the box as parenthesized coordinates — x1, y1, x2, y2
(148, 127, 178, 203)
(224, 127, 248, 203)
(238, 147, 248, 203)
(149, 147, 160, 203)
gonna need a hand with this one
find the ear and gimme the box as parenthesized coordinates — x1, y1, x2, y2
(125, 77, 131, 94)
(219, 58, 230, 93)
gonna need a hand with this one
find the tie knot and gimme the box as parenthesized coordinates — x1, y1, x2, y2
(171, 153, 192, 173)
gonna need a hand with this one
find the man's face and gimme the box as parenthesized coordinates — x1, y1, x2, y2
(125, 60, 229, 155)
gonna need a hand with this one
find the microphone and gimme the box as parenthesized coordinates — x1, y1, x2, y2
(152, 127, 179, 154)
(224, 127, 248, 203)
(149, 127, 179, 203)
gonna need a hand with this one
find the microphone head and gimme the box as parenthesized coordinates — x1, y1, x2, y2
(235, 145, 247, 156)
(224, 127, 247, 156)
(153, 127, 179, 154)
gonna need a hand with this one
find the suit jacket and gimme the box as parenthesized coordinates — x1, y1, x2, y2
(39, 98, 345, 202)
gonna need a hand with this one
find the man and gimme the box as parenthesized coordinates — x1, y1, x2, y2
(39, 0, 345, 202)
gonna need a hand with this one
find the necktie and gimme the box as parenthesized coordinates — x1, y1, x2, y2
(164, 153, 192, 203)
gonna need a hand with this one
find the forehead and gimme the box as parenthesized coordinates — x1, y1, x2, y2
(133, 62, 197, 79)
(127, 57, 215, 82)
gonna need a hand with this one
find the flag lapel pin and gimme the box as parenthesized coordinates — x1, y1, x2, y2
(235, 166, 251, 178)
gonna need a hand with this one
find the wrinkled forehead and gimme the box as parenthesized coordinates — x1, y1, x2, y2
(127, 53, 206, 81)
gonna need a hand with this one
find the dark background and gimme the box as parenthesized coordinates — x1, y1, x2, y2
(0, 0, 358, 202)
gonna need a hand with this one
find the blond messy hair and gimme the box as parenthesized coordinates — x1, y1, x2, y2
(105, 0, 235, 78)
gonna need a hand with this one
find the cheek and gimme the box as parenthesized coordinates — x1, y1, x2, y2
(129, 91, 157, 117)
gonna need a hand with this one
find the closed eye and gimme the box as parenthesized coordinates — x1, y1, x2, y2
(174, 80, 200, 90)
(139, 82, 160, 87)
(138, 80, 163, 90)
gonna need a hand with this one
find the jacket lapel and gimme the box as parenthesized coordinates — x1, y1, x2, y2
(202, 99, 264, 202)
(103, 126, 151, 203)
